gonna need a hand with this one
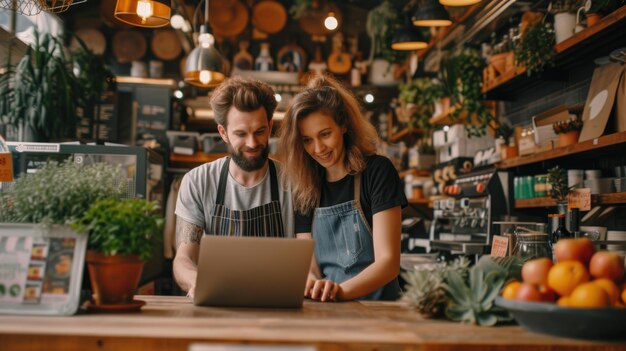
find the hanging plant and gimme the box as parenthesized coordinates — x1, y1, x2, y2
(514, 22, 556, 77)
(366, 1, 407, 64)
(398, 78, 437, 132)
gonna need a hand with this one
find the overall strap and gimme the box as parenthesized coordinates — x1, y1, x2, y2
(215, 157, 230, 205)
(269, 160, 279, 202)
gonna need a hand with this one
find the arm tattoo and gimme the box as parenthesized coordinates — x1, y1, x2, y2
(176, 218, 203, 248)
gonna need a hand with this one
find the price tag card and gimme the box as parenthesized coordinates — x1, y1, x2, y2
(490, 235, 509, 257)
(569, 188, 591, 211)
(0, 152, 13, 182)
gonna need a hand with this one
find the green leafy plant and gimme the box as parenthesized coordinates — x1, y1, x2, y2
(289, 0, 312, 18)
(0, 30, 78, 141)
(402, 257, 471, 318)
(444, 256, 522, 326)
(417, 139, 436, 155)
(514, 22, 555, 77)
(398, 78, 437, 132)
(445, 48, 493, 137)
(366, 1, 407, 64)
(71, 198, 163, 260)
(547, 165, 575, 201)
(0, 160, 127, 224)
(552, 116, 583, 134)
(495, 122, 514, 143)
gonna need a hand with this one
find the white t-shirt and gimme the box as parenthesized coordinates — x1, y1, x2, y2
(175, 157, 294, 237)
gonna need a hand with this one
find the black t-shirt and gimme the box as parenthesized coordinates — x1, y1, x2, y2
(295, 155, 407, 233)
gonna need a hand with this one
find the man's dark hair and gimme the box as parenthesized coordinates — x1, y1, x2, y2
(209, 77, 277, 128)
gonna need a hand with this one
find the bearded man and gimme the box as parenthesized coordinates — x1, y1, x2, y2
(174, 77, 294, 298)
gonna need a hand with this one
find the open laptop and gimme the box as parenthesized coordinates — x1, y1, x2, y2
(193, 236, 314, 308)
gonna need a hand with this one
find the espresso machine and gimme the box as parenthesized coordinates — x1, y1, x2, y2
(430, 166, 510, 255)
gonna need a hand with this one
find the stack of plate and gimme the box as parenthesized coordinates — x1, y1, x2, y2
(583, 178, 615, 194)
(606, 230, 626, 264)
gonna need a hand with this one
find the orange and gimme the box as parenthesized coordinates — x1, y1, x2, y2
(569, 282, 610, 308)
(592, 278, 620, 305)
(547, 260, 590, 297)
(501, 281, 521, 300)
(556, 296, 570, 307)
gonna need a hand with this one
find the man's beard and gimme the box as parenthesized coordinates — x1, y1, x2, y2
(228, 143, 269, 172)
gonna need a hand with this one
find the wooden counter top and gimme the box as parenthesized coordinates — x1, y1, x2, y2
(0, 295, 624, 351)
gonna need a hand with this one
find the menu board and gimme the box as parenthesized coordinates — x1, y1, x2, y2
(0, 224, 87, 315)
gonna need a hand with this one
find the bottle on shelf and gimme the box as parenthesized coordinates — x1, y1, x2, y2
(549, 213, 572, 247)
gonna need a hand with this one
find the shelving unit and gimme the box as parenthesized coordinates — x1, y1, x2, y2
(484, 5, 626, 98)
(498, 131, 626, 169)
(168, 152, 227, 171)
(515, 192, 626, 209)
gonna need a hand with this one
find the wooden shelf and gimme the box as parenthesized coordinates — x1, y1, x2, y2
(516, 192, 626, 208)
(169, 152, 226, 170)
(428, 106, 463, 125)
(408, 198, 431, 205)
(399, 168, 431, 179)
(484, 5, 626, 98)
(389, 127, 423, 142)
(498, 131, 626, 169)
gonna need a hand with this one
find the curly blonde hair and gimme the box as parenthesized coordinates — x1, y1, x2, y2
(277, 75, 379, 214)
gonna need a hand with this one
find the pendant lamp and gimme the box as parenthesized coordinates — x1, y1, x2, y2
(439, 0, 482, 6)
(391, 14, 429, 51)
(114, 0, 171, 28)
(184, 0, 227, 88)
(413, 0, 452, 27)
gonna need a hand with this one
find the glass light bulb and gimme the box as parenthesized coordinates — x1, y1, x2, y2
(199, 70, 211, 85)
(170, 14, 185, 29)
(136, 0, 153, 24)
(324, 13, 338, 30)
(274, 93, 282, 103)
(198, 33, 214, 48)
(364, 93, 374, 103)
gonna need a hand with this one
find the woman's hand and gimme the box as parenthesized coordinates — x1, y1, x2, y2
(305, 276, 341, 302)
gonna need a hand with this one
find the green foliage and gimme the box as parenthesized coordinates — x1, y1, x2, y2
(71, 37, 115, 115)
(71, 198, 163, 261)
(444, 49, 493, 138)
(366, 1, 413, 64)
(398, 78, 438, 132)
(444, 256, 522, 326)
(547, 165, 575, 201)
(0, 30, 78, 141)
(553, 116, 583, 134)
(402, 257, 471, 318)
(514, 22, 555, 77)
(0, 160, 127, 225)
(495, 122, 514, 142)
(417, 139, 436, 155)
(289, 0, 312, 18)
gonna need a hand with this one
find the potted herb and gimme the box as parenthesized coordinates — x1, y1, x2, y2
(553, 116, 583, 147)
(0, 31, 78, 142)
(398, 78, 436, 133)
(584, 0, 624, 25)
(415, 139, 436, 171)
(71, 198, 163, 306)
(495, 122, 518, 160)
(547, 165, 575, 214)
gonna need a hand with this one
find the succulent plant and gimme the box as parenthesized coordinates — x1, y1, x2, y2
(443, 256, 522, 326)
(552, 117, 583, 134)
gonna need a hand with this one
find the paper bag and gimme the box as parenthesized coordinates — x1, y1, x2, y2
(579, 63, 625, 142)
(616, 65, 626, 133)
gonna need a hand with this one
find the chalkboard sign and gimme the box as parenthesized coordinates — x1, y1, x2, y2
(0, 224, 87, 315)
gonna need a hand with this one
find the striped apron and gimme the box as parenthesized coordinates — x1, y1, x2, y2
(206, 158, 285, 237)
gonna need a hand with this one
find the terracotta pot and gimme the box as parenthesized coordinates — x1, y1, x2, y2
(86, 251, 144, 305)
(502, 145, 519, 160)
(586, 13, 602, 27)
(558, 130, 580, 148)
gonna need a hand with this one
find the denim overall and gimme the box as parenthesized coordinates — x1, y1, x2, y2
(206, 158, 285, 237)
(311, 173, 400, 300)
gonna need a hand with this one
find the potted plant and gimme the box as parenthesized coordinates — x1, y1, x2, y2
(514, 22, 556, 77)
(549, 0, 585, 44)
(547, 165, 575, 214)
(415, 139, 436, 171)
(0, 30, 78, 142)
(71, 198, 163, 307)
(584, 0, 624, 25)
(398, 78, 436, 133)
(366, 1, 404, 85)
(553, 116, 583, 147)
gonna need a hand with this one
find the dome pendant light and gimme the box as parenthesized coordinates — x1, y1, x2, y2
(391, 14, 429, 51)
(114, 0, 171, 28)
(413, 0, 452, 27)
(439, 0, 482, 6)
(184, 0, 227, 88)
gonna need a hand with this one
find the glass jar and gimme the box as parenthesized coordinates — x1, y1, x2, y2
(513, 230, 552, 261)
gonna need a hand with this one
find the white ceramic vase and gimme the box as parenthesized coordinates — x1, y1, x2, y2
(554, 12, 576, 44)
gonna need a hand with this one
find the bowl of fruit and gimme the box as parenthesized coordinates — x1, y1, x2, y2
(496, 238, 626, 339)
